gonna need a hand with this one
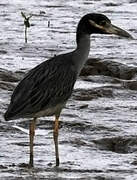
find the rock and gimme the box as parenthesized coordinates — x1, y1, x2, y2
(121, 80, 137, 90)
(0, 50, 7, 54)
(73, 87, 113, 101)
(80, 65, 98, 76)
(0, 81, 16, 91)
(0, 68, 22, 82)
(129, 0, 137, 3)
(93, 136, 137, 153)
(0, 165, 7, 169)
(78, 104, 89, 109)
(80, 58, 137, 80)
(81, 75, 120, 84)
(104, 2, 121, 6)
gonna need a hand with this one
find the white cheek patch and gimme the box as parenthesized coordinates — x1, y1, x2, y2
(89, 20, 104, 30)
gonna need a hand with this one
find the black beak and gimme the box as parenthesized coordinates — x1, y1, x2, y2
(105, 23, 133, 39)
(89, 19, 133, 39)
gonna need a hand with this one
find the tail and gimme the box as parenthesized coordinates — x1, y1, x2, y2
(4, 111, 11, 121)
(4, 109, 15, 121)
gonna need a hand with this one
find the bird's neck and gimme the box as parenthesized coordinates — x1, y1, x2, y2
(72, 33, 90, 75)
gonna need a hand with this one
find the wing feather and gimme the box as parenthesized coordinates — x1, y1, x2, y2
(5, 55, 77, 119)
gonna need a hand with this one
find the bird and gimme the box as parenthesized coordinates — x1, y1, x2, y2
(4, 13, 132, 167)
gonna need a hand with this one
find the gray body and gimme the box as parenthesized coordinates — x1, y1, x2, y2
(5, 35, 90, 120)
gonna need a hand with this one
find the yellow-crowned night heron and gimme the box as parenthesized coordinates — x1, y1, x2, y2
(4, 13, 132, 167)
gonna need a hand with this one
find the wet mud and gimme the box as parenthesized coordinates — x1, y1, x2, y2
(0, 0, 137, 179)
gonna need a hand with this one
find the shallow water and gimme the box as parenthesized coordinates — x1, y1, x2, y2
(0, 0, 137, 179)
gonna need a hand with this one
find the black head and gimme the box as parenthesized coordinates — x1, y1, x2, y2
(77, 13, 133, 39)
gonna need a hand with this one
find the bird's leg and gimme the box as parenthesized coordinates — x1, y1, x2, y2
(29, 117, 37, 168)
(53, 115, 60, 166)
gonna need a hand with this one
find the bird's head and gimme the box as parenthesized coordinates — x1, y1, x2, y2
(78, 13, 133, 39)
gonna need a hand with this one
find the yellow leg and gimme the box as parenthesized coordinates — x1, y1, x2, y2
(53, 116, 60, 166)
(29, 118, 36, 168)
